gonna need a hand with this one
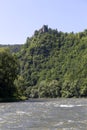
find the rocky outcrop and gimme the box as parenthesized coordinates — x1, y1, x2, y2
(34, 25, 49, 36)
(39, 25, 48, 34)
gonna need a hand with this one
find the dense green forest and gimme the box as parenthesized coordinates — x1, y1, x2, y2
(1, 25, 87, 100)
(0, 48, 19, 101)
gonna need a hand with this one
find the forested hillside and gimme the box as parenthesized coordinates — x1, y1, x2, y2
(15, 25, 87, 98)
(0, 44, 22, 53)
(0, 25, 87, 99)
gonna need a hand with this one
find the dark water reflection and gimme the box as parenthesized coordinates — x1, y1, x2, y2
(0, 98, 87, 130)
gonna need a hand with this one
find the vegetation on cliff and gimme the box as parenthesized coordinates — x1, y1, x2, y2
(16, 25, 87, 98)
(1, 25, 87, 99)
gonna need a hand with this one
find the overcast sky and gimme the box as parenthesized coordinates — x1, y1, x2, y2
(0, 0, 87, 44)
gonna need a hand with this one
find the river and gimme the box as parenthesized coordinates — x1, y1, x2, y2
(0, 98, 87, 130)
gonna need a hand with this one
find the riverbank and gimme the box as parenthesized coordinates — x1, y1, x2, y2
(0, 96, 27, 102)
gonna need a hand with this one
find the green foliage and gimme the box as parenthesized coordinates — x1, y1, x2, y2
(0, 48, 19, 98)
(1, 26, 87, 98)
(16, 26, 87, 98)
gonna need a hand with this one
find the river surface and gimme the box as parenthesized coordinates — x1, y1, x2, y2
(0, 98, 87, 130)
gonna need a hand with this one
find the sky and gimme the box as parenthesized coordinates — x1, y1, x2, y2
(0, 0, 87, 45)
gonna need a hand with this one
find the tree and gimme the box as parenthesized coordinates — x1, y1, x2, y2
(0, 48, 19, 98)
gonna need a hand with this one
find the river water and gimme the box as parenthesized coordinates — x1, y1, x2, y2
(0, 98, 87, 130)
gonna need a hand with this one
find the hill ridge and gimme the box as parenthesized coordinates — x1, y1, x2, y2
(15, 26, 87, 98)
